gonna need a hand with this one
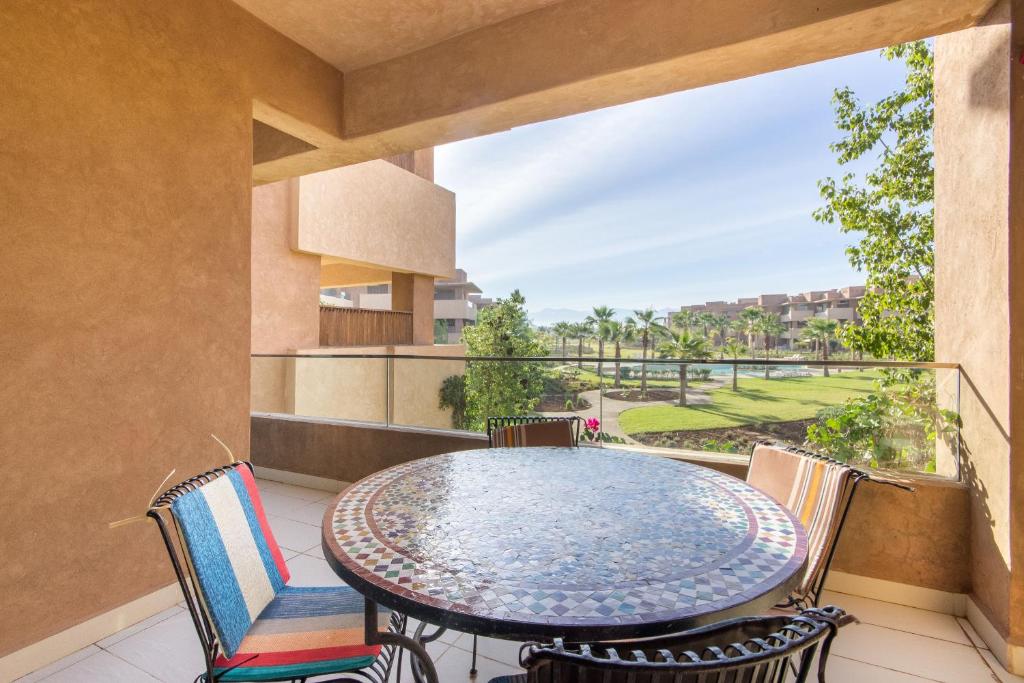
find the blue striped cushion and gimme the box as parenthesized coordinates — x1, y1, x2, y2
(171, 467, 290, 657)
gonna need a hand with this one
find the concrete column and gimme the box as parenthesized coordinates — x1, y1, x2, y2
(392, 272, 435, 345)
(935, 1, 1023, 671)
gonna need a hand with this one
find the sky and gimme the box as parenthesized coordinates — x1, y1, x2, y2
(434, 47, 914, 323)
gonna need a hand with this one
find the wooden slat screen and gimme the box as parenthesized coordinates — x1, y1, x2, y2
(319, 306, 413, 346)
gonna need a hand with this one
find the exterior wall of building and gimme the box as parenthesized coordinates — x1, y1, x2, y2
(0, 0, 343, 660)
(252, 179, 322, 354)
(293, 160, 455, 278)
(935, 5, 1021, 667)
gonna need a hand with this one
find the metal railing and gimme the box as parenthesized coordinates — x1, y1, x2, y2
(251, 354, 960, 478)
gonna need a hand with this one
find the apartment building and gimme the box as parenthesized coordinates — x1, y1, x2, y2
(679, 285, 867, 348)
(334, 268, 491, 344)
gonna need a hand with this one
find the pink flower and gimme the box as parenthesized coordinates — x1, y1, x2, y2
(585, 418, 600, 432)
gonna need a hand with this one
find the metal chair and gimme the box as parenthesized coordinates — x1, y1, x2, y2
(489, 606, 854, 683)
(147, 461, 433, 682)
(747, 442, 914, 609)
(486, 415, 582, 447)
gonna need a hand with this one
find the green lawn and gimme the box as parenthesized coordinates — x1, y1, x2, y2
(618, 371, 878, 434)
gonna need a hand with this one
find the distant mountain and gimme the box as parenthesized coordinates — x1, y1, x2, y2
(528, 307, 674, 326)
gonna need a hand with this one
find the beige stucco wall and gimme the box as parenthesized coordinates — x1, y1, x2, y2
(252, 179, 321, 354)
(935, 3, 1015, 641)
(294, 161, 455, 278)
(250, 346, 465, 429)
(392, 345, 467, 429)
(0, 0, 344, 659)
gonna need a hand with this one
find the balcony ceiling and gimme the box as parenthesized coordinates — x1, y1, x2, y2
(232, 0, 564, 71)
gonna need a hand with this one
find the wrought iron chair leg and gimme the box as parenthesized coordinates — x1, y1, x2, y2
(470, 634, 478, 676)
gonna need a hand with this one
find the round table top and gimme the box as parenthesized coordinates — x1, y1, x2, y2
(322, 447, 807, 641)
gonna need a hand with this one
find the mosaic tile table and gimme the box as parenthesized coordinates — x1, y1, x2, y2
(323, 447, 808, 644)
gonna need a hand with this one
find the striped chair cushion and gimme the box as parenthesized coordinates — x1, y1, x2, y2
(746, 444, 856, 599)
(171, 466, 290, 658)
(213, 586, 388, 682)
(492, 420, 574, 448)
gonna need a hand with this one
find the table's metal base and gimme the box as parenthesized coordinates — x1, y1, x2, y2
(363, 599, 440, 683)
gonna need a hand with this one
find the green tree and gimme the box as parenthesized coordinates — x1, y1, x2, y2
(737, 306, 764, 351)
(711, 313, 731, 347)
(433, 319, 448, 345)
(756, 312, 786, 379)
(658, 331, 711, 407)
(438, 374, 469, 429)
(696, 311, 717, 339)
(605, 319, 636, 388)
(627, 309, 668, 399)
(551, 321, 572, 357)
(813, 40, 934, 361)
(671, 309, 698, 333)
(721, 339, 746, 391)
(802, 318, 839, 377)
(586, 305, 617, 378)
(461, 290, 546, 429)
(570, 321, 593, 369)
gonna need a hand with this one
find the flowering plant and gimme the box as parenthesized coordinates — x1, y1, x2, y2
(582, 418, 601, 441)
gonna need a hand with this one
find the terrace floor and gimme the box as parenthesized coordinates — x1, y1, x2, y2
(17, 478, 1022, 683)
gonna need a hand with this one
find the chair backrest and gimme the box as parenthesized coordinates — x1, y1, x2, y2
(747, 443, 862, 603)
(151, 462, 290, 659)
(487, 416, 582, 447)
(521, 606, 852, 683)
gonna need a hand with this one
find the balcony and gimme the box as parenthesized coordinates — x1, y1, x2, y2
(782, 309, 814, 322)
(319, 305, 413, 346)
(434, 298, 477, 321)
(818, 306, 857, 321)
(24, 475, 1002, 682)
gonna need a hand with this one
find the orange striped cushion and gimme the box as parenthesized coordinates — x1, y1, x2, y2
(747, 445, 856, 598)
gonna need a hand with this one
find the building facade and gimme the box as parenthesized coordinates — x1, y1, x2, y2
(334, 268, 491, 344)
(679, 286, 867, 348)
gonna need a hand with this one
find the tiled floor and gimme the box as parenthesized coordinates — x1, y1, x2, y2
(16, 479, 1024, 683)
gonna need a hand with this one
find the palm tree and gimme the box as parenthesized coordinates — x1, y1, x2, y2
(626, 308, 668, 399)
(756, 312, 786, 379)
(737, 306, 764, 351)
(696, 311, 718, 339)
(604, 319, 636, 388)
(658, 331, 711, 407)
(586, 305, 617, 378)
(552, 321, 572, 358)
(711, 313, 731, 347)
(721, 338, 746, 391)
(802, 318, 839, 377)
(571, 321, 593, 369)
(671, 309, 698, 333)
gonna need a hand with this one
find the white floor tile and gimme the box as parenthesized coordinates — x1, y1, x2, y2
(826, 654, 939, 682)
(15, 646, 100, 682)
(259, 490, 309, 517)
(821, 590, 971, 645)
(103, 610, 206, 683)
(95, 606, 184, 649)
(286, 553, 346, 587)
(449, 633, 527, 668)
(258, 480, 334, 502)
(36, 650, 160, 682)
(267, 515, 322, 552)
(430, 643, 523, 681)
(304, 543, 326, 561)
(277, 499, 331, 527)
(831, 622, 997, 683)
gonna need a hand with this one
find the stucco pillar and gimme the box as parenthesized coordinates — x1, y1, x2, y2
(392, 272, 435, 345)
(935, 1, 1024, 671)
